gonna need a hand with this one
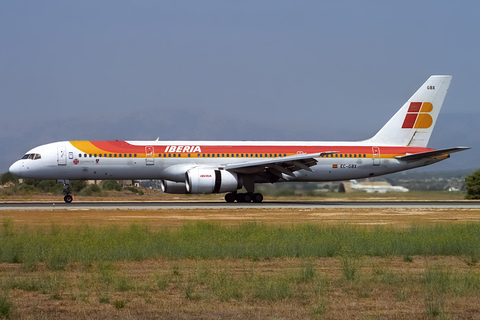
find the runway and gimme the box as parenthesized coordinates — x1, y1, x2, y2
(1, 200, 480, 210)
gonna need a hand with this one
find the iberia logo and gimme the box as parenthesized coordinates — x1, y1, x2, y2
(402, 102, 433, 129)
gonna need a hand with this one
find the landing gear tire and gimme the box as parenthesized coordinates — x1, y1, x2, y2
(226, 192, 264, 203)
(64, 194, 73, 203)
(236, 193, 245, 203)
(225, 193, 236, 203)
(252, 193, 263, 203)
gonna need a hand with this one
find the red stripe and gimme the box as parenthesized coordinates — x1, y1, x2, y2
(402, 113, 418, 128)
(407, 102, 422, 112)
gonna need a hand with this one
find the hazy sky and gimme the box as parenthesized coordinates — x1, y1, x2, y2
(1, 1, 479, 165)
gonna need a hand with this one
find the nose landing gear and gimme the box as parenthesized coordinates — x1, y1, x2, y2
(61, 182, 74, 203)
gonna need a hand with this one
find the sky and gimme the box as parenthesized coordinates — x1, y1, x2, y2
(0, 1, 479, 172)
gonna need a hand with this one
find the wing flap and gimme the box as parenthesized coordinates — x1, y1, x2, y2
(223, 152, 331, 175)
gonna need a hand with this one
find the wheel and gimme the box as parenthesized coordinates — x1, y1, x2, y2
(64, 194, 73, 203)
(252, 193, 263, 203)
(225, 193, 236, 203)
(236, 193, 245, 203)
(243, 193, 252, 203)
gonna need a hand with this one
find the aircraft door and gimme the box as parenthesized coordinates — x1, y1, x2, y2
(57, 146, 67, 166)
(145, 146, 155, 165)
(372, 147, 380, 166)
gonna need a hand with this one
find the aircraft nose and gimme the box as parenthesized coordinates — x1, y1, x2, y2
(9, 161, 21, 176)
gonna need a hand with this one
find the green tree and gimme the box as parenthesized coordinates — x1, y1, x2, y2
(102, 180, 122, 191)
(70, 180, 87, 193)
(0, 172, 19, 185)
(465, 169, 480, 199)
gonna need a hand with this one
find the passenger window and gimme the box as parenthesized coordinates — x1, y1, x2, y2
(134, 154, 137, 157)
(124, 154, 127, 157)
(89, 154, 92, 158)
(104, 154, 107, 157)
(109, 154, 112, 157)
(94, 154, 97, 157)
(119, 154, 122, 157)
(114, 154, 117, 157)
(129, 154, 132, 157)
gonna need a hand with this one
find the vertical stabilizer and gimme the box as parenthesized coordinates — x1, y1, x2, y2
(368, 75, 452, 147)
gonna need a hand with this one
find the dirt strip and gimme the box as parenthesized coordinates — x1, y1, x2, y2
(1, 207, 480, 228)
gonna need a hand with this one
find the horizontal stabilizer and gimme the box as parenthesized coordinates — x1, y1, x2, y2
(395, 147, 470, 162)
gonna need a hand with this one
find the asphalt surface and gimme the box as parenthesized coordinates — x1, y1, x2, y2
(1, 200, 480, 210)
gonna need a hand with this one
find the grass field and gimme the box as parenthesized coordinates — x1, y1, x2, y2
(1, 207, 480, 319)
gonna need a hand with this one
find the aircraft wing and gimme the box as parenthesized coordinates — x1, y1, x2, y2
(222, 152, 335, 177)
(395, 147, 470, 162)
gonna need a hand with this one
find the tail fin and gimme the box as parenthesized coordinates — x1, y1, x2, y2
(368, 75, 452, 147)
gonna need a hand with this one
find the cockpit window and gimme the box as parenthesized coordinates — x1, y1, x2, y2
(21, 153, 42, 160)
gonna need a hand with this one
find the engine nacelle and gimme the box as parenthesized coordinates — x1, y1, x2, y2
(160, 180, 188, 194)
(185, 168, 241, 194)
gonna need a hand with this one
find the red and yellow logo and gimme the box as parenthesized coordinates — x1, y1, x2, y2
(402, 102, 433, 129)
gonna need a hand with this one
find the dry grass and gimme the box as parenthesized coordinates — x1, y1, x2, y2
(1, 207, 479, 229)
(2, 256, 480, 319)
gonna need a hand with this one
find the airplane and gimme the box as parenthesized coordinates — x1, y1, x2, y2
(349, 180, 409, 193)
(9, 75, 469, 203)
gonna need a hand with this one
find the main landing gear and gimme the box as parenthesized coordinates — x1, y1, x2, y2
(62, 183, 74, 203)
(225, 192, 263, 203)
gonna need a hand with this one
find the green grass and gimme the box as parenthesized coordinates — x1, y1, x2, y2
(0, 295, 12, 319)
(3, 219, 480, 269)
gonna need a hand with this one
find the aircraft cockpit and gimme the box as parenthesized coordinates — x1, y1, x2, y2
(21, 153, 42, 160)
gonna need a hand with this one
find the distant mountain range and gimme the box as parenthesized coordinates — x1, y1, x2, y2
(1, 111, 477, 174)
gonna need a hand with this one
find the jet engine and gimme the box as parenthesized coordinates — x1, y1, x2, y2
(160, 180, 188, 194)
(185, 168, 241, 194)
